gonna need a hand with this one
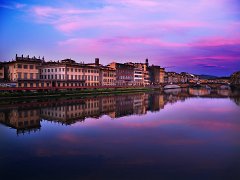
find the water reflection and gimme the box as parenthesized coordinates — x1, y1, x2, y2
(0, 88, 239, 135)
(0, 88, 240, 180)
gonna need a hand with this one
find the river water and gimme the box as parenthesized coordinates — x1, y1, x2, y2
(0, 88, 240, 180)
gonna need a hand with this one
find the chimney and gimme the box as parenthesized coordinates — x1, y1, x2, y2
(27, 55, 29, 59)
(145, 58, 149, 67)
(21, 54, 23, 60)
(95, 58, 100, 66)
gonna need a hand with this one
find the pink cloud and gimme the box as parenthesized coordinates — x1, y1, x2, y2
(190, 36, 240, 47)
(32, 6, 98, 17)
(58, 37, 186, 52)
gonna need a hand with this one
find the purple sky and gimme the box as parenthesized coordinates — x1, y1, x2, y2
(0, 0, 240, 76)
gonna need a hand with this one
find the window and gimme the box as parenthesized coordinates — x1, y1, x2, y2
(48, 69, 50, 72)
(51, 69, 53, 72)
(18, 72, 22, 79)
(75, 69, 77, 72)
(30, 73, 33, 79)
(24, 65, 28, 69)
(71, 75, 73, 80)
(59, 68, 61, 72)
(30, 83, 33, 87)
(75, 75, 77, 80)
(18, 64, 22, 68)
(55, 75, 57, 79)
(29, 65, 34, 69)
(24, 73, 27, 79)
(24, 82, 27, 87)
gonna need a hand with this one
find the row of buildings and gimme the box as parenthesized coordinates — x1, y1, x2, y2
(0, 54, 199, 88)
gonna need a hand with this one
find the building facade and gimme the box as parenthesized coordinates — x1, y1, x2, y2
(149, 65, 165, 85)
(99, 66, 116, 86)
(1, 55, 193, 89)
(40, 59, 100, 87)
(108, 62, 134, 86)
(5, 55, 42, 87)
(0, 63, 4, 81)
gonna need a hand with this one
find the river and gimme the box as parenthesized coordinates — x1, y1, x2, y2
(0, 88, 240, 180)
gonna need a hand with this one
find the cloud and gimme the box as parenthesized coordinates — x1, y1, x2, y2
(1, 0, 240, 75)
(0, 2, 26, 10)
(190, 37, 240, 47)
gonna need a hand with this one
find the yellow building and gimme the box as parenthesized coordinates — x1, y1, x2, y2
(6, 55, 42, 87)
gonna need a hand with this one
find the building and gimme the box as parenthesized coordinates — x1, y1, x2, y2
(5, 54, 42, 87)
(40, 59, 100, 87)
(180, 72, 199, 83)
(0, 63, 4, 81)
(160, 68, 165, 83)
(149, 65, 165, 85)
(121, 59, 150, 86)
(87, 58, 116, 86)
(230, 71, 240, 85)
(125, 62, 144, 86)
(99, 66, 116, 86)
(164, 72, 181, 84)
(108, 62, 134, 86)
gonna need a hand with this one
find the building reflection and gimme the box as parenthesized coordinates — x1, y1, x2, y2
(0, 108, 41, 135)
(0, 88, 239, 134)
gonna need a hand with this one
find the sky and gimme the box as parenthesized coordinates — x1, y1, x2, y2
(0, 0, 240, 76)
